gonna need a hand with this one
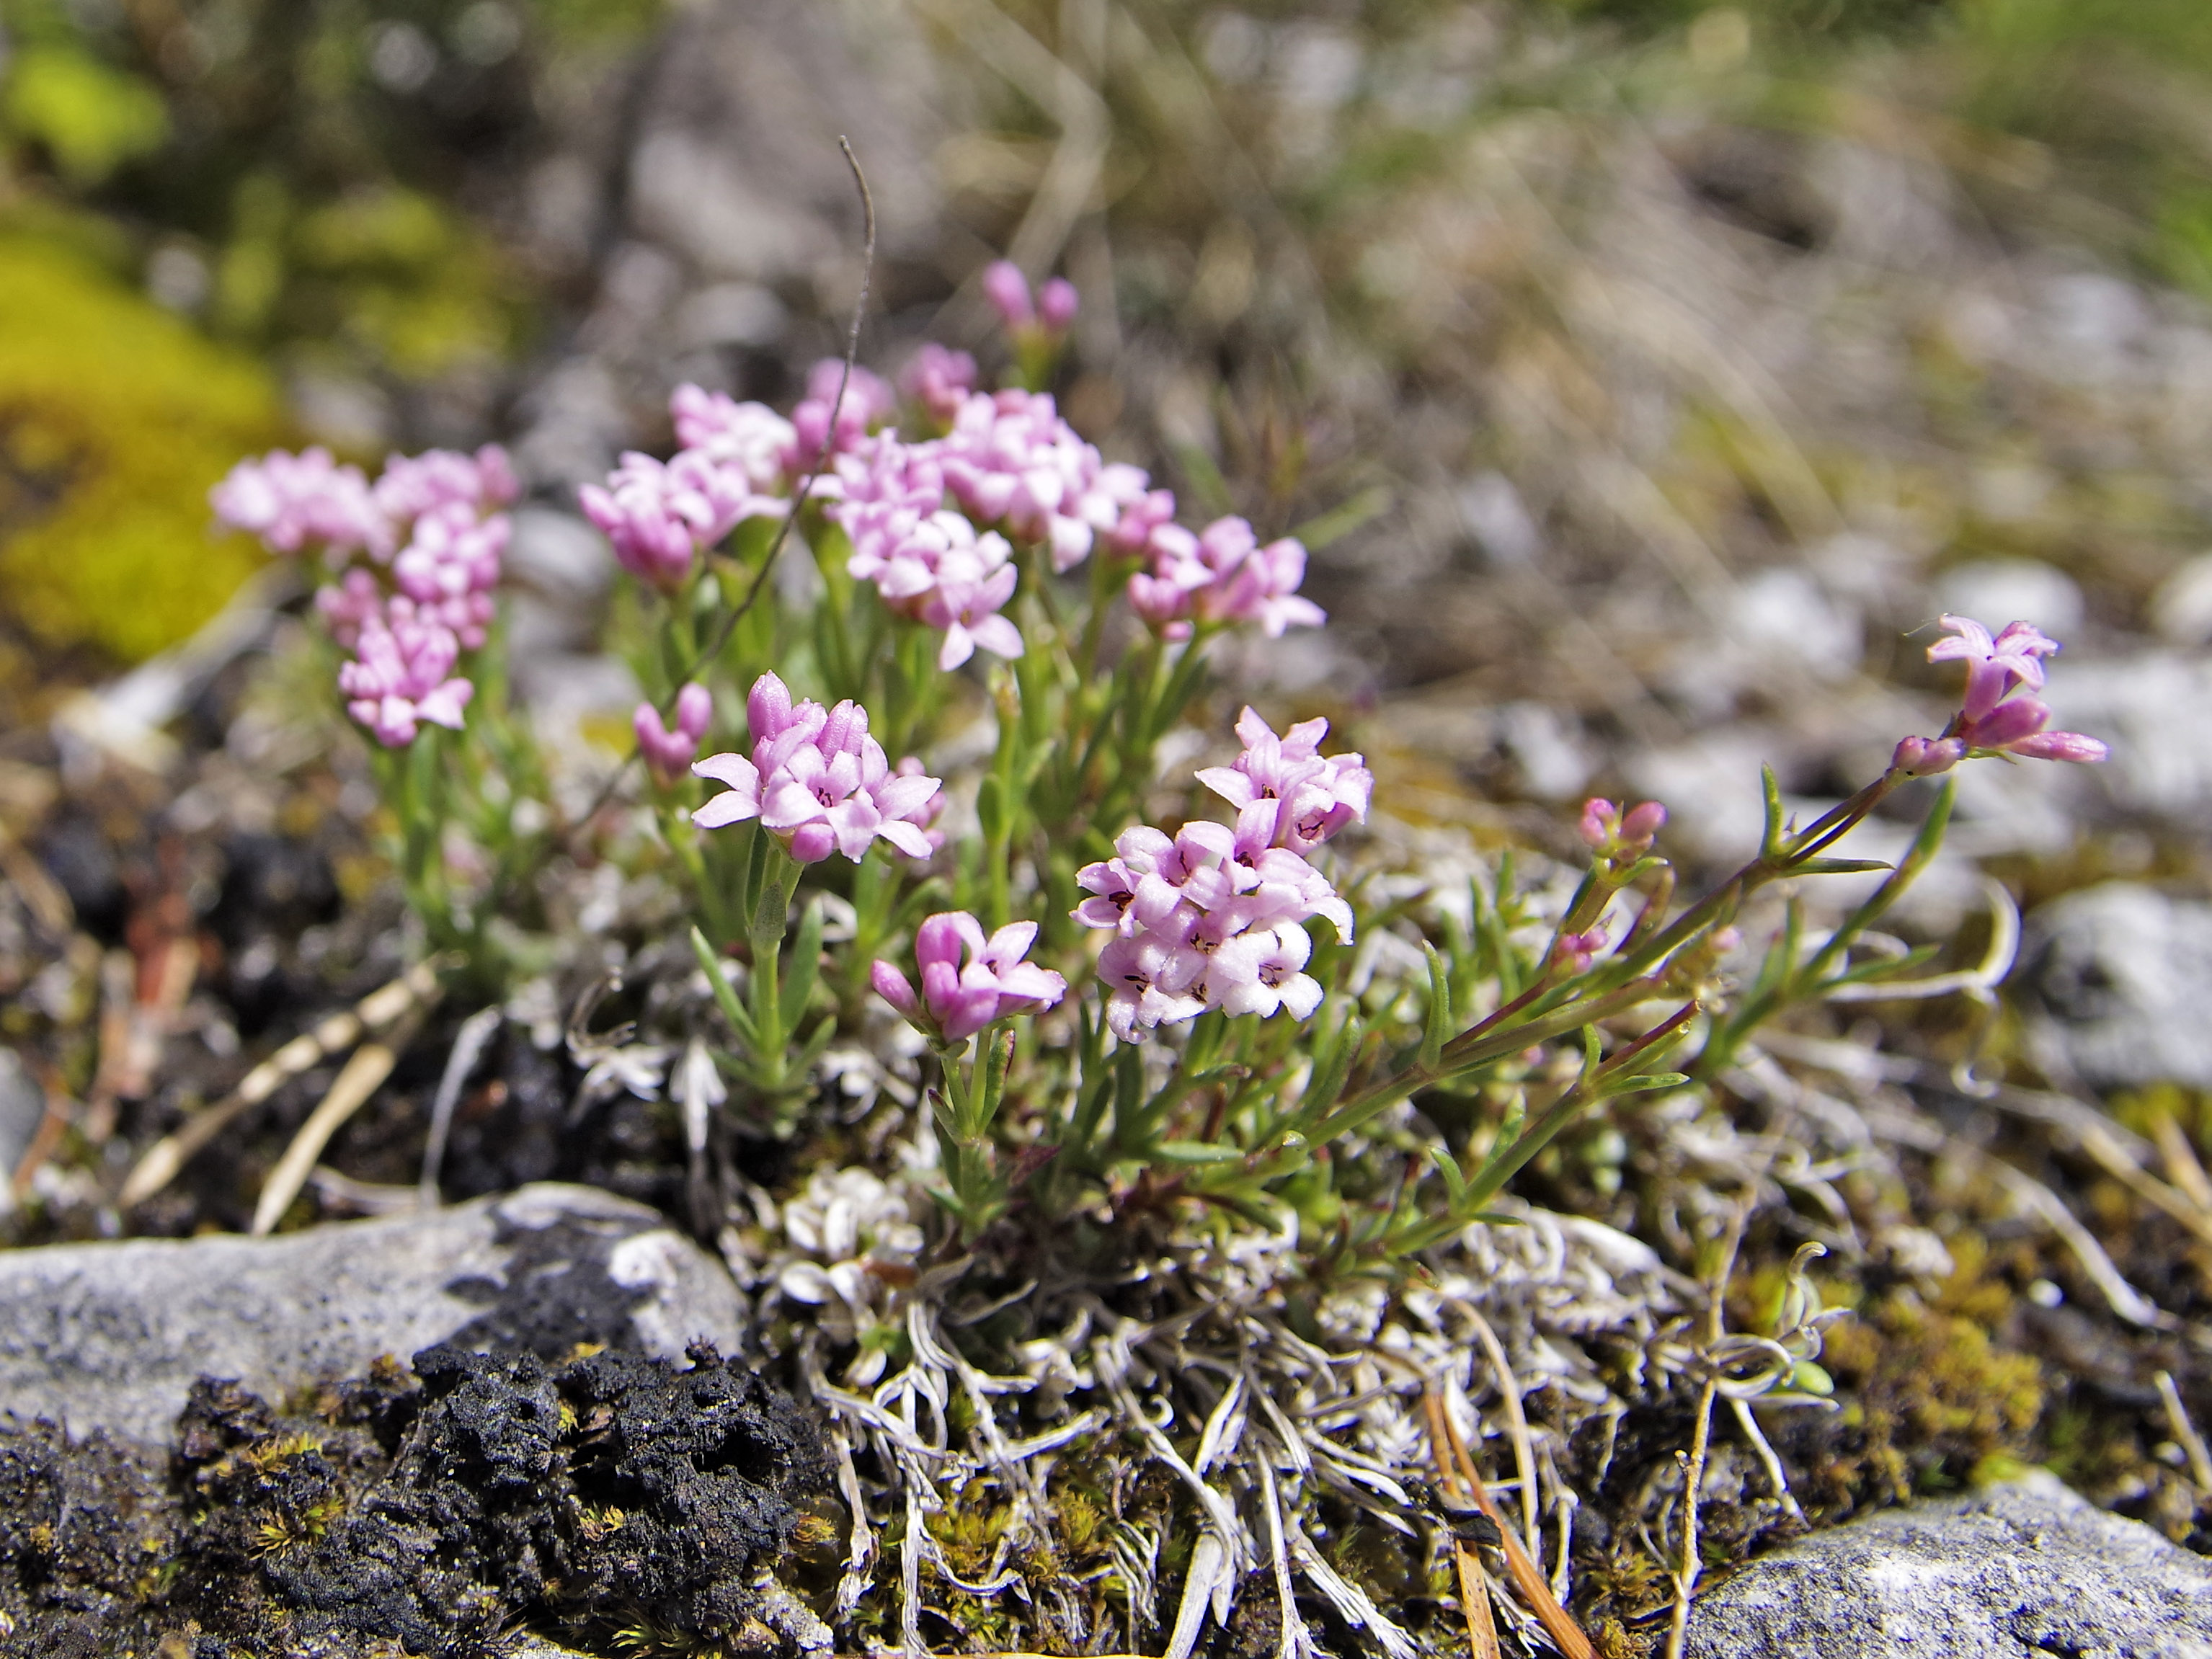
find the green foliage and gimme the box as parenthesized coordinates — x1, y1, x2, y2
(0, 229, 280, 662)
(2, 45, 168, 185)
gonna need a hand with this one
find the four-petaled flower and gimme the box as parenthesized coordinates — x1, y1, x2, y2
(871, 912, 1068, 1043)
(690, 673, 942, 865)
(1900, 614, 2107, 773)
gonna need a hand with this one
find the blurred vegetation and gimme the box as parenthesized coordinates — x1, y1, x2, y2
(0, 0, 665, 667)
(0, 223, 278, 663)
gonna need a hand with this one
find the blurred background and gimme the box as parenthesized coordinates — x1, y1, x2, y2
(7, 0, 2212, 1081)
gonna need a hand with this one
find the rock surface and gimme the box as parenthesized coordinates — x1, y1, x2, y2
(2024, 881, 2212, 1090)
(1683, 1472, 2212, 1658)
(0, 1183, 747, 1445)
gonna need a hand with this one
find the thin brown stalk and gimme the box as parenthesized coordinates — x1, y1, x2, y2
(1426, 1386, 1597, 1659)
(1424, 1385, 1503, 1659)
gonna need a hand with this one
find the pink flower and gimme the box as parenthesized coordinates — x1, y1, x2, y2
(1130, 517, 1325, 640)
(982, 260, 1034, 329)
(1098, 933, 1208, 1043)
(1927, 615, 2061, 723)
(336, 608, 474, 747)
(1210, 923, 1323, 1020)
(391, 500, 507, 649)
(1914, 614, 2107, 768)
(581, 449, 779, 590)
(842, 499, 1025, 670)
(211, 447, 391, 559)
(1555, 925, 1609, 974)
(871, 912, 1067, 1043)
(1196, 706, 1372, 854)
(899, 344, 978, 426)
(372, 445, 518, 523)
(636, 682, 714, 783)
(1101, 477, 1179, 559)
(939, 388, 1124, 572)
(670, 386, 796, 492)
(316, 568, 386, 649)
(690, 672, 942, 865)
(788, 360, 896, 474)
(1075, 776, 1354, 1039)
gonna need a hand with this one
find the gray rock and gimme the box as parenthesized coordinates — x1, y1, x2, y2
(1684, 1472, 2212, 1658)
(0, 1183, 747, 1447)
(2025, 881, 2212, 1090)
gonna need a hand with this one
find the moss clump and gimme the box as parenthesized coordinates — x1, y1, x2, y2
(0, 228, 281, 663)
(1795, 1235, 2044, 1513)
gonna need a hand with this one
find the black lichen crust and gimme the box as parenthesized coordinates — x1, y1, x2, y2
(0, 1340, 829, 1658)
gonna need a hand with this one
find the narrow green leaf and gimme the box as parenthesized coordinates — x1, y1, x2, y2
(1791, 857, 1894, 876)
(1427, 1144, 1468, 1206)
(689, 925, 758, 1046)
(1420, 943, 1452, 1073)
(779, 896, 825, 1034)
(1152, 1140, 1245, 1165)
(1760, 763, 1787, 860)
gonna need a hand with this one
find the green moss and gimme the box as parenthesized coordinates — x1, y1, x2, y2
(0, 229, 282, 663)
(1803, 1235, 2043, 1511)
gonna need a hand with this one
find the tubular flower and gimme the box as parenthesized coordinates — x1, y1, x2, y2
(787, 360, 897, 475)
(1129, 516, 1325, 641)
(1578, 798, 1666, 860)
(1899, 614, 2107, 773)
(670, 386, 798, 492)
(871, 912, 1067, 1044)
(899, 343, 978, 427)
(938, 388, 1127, 571)
(636, 683, 714, 783)
(211, 446, 391, 559)
(580, 449, 781, 591)
(843, 502, 1023, 670)
(391, 500, 507, 648)
(1196, 707, 1373, 855)
(336, 608, 474, 747)
(1077, 739, 1356, 1041)
(218, 445, 514, 744)
(690, 672, 942, 865)
(371, 445, 518, 523)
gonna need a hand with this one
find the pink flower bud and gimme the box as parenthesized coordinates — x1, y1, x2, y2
(1037, 277, 1079, 333)
(982, 260, 1033, 329)
(1891, 735, 1967, 778)
(1620, 801, 1667, 848)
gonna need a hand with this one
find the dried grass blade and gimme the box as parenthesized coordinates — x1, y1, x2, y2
(250, 1009, 425, 1235)
(119, 959, 442, 1206)
(1424, 1386, 1596, 1659)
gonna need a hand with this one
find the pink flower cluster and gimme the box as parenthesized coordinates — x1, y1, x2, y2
(337, 609, 474, 747)
(636, 683, 714, 783)
(1075, 710, 1372, 1042)
(581, 447, 785, 592)
(828, 385, 1150, 666)
(1893, 615, 2108, 776)
(690, 673, 942, 864)
(212, 443, 515, 747)
(871, 912, 1067, 1044)
(1127, 515, 1325, 641)
(586, 267, 1327, 672)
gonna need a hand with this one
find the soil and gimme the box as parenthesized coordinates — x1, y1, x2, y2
(0, 1341, 830, 1659)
